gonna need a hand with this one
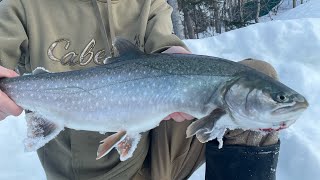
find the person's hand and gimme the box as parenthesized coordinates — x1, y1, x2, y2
(224, 129, 279, 146)
(162, 46, 191, 54)
(0, 66, 23, 120)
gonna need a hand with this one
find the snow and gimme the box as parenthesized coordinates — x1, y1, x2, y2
(0, 114, 45, 179)
(188, 1, 320, 179)
(261, 0, 319, 21)
(0, 0, 319, 179)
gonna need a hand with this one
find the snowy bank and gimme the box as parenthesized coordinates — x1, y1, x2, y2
(187, 2, 320, 179)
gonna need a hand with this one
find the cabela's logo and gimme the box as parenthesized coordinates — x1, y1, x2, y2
(47, 39, 108, 66)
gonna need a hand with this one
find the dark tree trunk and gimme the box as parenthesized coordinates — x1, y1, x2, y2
(183, 8, 195, 39)
(238, 0, 244, 25)
(167, 0, 185, 39)
(255, 0, 261, 23)
(213, 0, 222, 34)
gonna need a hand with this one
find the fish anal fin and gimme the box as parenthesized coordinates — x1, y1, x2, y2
(116, 134, 141, 161)
(96, 130, 127, 160)
(186, 108, 226, 140)
(24, 113, 63, 151)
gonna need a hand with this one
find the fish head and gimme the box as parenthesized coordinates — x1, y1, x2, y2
(224, 72, 309, 132)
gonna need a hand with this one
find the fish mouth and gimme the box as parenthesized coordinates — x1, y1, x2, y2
(259, 122, 288, 132)
(272, 101, 309, 115)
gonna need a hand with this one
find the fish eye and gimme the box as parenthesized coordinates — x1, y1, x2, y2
(276, 93, 289, 103)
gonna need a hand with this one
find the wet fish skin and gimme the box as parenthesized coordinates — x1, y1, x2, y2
(0, 39, 308, 160)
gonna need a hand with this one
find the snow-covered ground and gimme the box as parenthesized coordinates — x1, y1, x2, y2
(189, 0, 320, 179)
(0, 0, 319, 180)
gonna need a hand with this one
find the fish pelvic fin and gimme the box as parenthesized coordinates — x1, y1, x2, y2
(96, 132, 141, 161)
(116, 133, 141, 161)
(96, 130, 127, 160)
(186, 108, 226, 142)
(24, 112, 63, 151)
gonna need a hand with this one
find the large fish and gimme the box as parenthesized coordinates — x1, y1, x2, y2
(0, 39, 308, 161)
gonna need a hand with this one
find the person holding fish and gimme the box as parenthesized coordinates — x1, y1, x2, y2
(0, 0, 308, 180)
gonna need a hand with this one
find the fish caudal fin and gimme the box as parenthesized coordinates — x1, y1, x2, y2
(24, 112, 63, 151)
(96, 131, 141, 161)
(186, 108, 226, 143)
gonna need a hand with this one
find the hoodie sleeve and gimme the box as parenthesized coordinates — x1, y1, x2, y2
(144, 0, 188, 53)
(0, 0, 28, 70)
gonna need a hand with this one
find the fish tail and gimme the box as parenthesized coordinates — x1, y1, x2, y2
(24, 112, 63, 151)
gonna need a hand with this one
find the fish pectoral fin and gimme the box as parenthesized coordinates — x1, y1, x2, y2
(195, 129, 212, 143)
(96, 130, 127, 160)
(116, 134, 141, 161)
(186, 108, 226, 141)
(24, 112, 63, 151)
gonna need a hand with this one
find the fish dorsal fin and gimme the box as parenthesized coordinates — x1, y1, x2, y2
(113, 38, 144, 58)
(32, 67, 51, 75)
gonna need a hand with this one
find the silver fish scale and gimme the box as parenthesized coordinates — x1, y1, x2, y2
(0, 54, 244, 132)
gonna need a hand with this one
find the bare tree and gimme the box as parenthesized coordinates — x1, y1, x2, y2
(176, 0, 286, 38)
(238, 0, 244, 25)
(183, 8, 196, 39)
(213, 0, 222, 34)
(168, 0, 185, 39)
(255, 0, 261, 23)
